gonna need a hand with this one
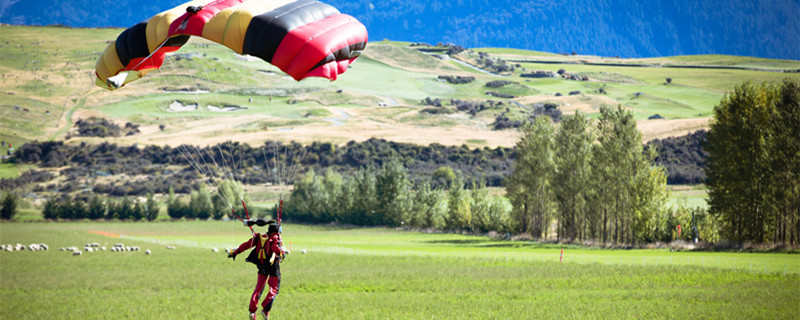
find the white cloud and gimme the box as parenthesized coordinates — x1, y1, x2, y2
(0, 0, 21, 19)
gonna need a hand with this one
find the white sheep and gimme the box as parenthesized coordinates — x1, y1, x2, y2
(166, 245, 175, 250)
(40, 244, 49, 251)
(212, 248, 219, 253)
(145, 249, 151, 255)
(72, 250, 82, 256)
(101, 247, 107, 251)
(86, 248, 94, 253)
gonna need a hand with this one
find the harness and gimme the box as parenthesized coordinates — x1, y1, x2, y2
(246, 233, 280, 266)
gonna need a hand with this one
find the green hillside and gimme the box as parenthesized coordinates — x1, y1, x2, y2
(1, 25, 799, 152)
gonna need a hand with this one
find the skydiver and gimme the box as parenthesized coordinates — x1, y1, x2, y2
(228, 219, 289, 320)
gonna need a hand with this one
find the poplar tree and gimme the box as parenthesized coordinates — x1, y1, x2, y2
(553, 110, 593, 241)
(506, 116, 556, 239)
(590, 105, 665, 244)
(706, 82, 776, 242)
(769, 79, 800, 244)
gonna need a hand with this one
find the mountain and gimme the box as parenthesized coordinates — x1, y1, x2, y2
(1, 0, 798, 60)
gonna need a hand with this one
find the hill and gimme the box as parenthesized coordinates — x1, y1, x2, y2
(2, 0, 799, 60)
(2, 25, 798, 154)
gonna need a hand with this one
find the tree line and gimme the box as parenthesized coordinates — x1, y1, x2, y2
(41, 193, 160, 221)
(283, 159, 512, 232)
(4, 138, 516, 195)
(284, 106, 679, 245)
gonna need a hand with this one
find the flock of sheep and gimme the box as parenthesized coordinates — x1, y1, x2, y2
(2, 242, 157, 256)
(1, 243, 49, 252)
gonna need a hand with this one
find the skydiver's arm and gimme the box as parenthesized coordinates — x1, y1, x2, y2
(234, 234, 257, 255)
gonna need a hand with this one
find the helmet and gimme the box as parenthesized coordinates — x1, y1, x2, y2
(267, 222, 280, 234)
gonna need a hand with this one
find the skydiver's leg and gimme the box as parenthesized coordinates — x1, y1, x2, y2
(260, 275, 281, 315)
(250, 273, 268, 313)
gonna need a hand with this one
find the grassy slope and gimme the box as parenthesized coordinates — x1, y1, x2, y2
(1, 222, 799, 319)
(2, 26, 799, 148)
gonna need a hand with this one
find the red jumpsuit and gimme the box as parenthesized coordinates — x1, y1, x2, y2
(234, 232, 283, 315)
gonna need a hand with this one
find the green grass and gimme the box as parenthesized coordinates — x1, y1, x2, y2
(0, 163, 35, 179)
(2, 222, 799, 319)
(668, 185, 709, 210)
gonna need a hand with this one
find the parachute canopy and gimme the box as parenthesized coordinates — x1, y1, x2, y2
(94, 0, 368, 90)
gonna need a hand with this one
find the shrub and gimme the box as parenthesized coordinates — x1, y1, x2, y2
(438, 75, 475, 84)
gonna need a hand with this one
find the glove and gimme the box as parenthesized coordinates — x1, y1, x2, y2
(227, 249, 237, 260)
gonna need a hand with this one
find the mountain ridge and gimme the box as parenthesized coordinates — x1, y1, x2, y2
(1, 0, 798, 60)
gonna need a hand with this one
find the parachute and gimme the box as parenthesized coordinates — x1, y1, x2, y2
(94, 0, 368, 90)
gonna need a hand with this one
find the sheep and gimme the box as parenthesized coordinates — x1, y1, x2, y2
(72, 250, 82, 256)
(101, 247, 107, 251)
(85, 247, 94, 253)
(39, 244, 49, 251)
(145, 249, 151, 255)
(15, 244, 25, 251)
(166, 245, 176, 250)
(212, 248, 219, 253)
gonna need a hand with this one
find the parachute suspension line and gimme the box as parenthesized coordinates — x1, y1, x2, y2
(159, 59, 228, 198)
(147, 50, 241, 217)
(164, 46, 251, 225)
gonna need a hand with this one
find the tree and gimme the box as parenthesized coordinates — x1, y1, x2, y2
(446, 174, 472, 230)
(375, 158, 412, 226)
(706, 82, 776, 242)
(88, 195, 106, 220)
(432, 166, 457, 189)
(67, 197, 87, 220)
(553, 110, 594, 242)
(768, 79, 800, 245)
(321, 168, 344, 222)
(131, 198, 144, 221)
(190, 185, 213, 220)
(117, 197, 134, 220)
(1, 192, 18, 220)
(143, 193, 159, 221)
(506, 116, 556, 238)
(105, 198, 118, 220)
(590, 105, 666, 244)
(42, 197, 60, 220)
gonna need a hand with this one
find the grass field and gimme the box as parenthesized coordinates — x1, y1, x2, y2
(2, 222, 799, 319)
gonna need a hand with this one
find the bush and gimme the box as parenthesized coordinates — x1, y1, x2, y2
(485, 80, 517, 88)
(1, 192, 18, 220)
(438, 75, 475, 84)
(485, 91, 515, 99)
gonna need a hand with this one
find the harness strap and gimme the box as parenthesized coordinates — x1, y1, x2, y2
(257, 235, 268, 263)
